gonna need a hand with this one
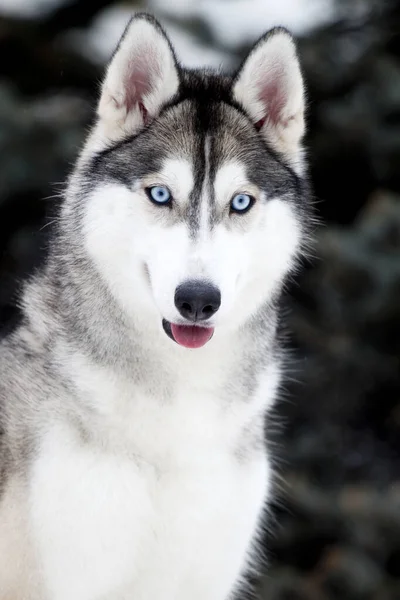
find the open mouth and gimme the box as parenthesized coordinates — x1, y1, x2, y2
(162, 319, 214, 349)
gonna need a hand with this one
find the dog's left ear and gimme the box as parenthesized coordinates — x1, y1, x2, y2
(233, 28, 305, 165)
(97, 14, 180, 142)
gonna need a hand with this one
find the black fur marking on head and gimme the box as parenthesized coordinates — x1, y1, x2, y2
(83, 66, 310, 237)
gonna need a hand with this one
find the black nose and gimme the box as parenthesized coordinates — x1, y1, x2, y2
(175, 280, 221, 322)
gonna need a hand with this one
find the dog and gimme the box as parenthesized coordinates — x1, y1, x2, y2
(0, 13, 311, 600)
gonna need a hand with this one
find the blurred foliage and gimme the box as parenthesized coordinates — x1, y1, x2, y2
(0, 1, 399, 598)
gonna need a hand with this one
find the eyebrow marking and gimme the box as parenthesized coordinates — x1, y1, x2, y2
(155, 158, 194, 200)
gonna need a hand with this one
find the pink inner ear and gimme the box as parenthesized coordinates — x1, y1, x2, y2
(139, 102, 150, 125)
(258, 73, 287, 127)
(124, 57, 154, 113)
(255, 118, 265, 131)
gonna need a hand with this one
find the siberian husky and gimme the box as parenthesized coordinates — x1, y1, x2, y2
(0, 13, 311, 600)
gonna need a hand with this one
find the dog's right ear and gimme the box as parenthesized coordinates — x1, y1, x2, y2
(97, 14, 180, 142)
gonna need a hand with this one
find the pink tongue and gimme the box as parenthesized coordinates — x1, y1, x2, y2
(171, 324, 214, 349)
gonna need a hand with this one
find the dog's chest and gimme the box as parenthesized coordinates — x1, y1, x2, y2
(30, 380, 271, 600)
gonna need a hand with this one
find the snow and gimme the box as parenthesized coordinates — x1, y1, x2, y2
(150, 0, 336, 46)
(1, 0, 336, 67)
(0, 0, 65, 18)
(69, 5, 231, 69)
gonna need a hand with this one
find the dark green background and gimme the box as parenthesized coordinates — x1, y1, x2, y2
(0, 1, 399, 598)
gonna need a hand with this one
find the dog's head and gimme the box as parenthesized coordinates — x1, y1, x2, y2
(72, 14, 310, 349)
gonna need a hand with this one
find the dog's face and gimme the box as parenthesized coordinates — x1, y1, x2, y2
(77, 15, 308, 348)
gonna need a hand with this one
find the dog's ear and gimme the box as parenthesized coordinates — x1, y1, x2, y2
(97, 14, 180, 141)
(233, 28, 305, 166)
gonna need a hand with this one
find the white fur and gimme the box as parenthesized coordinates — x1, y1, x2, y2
(0, 479, 41, 599)
(28, 342, 278, 600)
(83, 159, 300, 332)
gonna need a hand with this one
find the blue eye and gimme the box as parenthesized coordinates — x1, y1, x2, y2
(146, 185, 172, 205)
(230, 193, 254, 214)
